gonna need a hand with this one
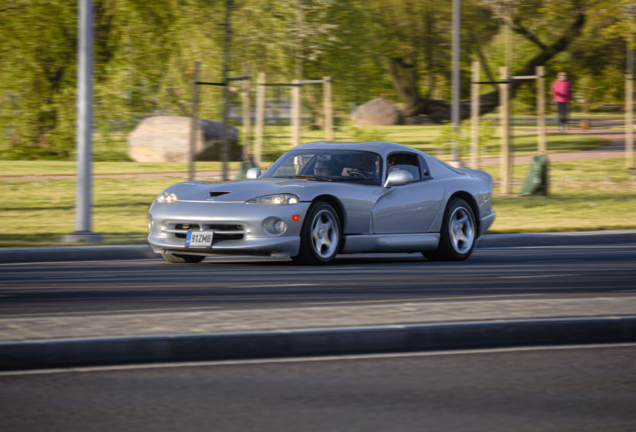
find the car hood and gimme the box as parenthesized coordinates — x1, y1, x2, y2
(166, 178, 333, 202)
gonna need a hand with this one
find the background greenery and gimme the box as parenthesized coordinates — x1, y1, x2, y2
(0, 0, 633, 161)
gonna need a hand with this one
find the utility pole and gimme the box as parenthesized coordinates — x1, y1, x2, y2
(471, 61, 480, 169)
(450, 0, 462, 167)
(64, 0, 102, 243)
(188, 61, 201, 181)
(254, 72, 266, 166)
(627, 5, 635, 169)
(241, 62, 251, 161)
(221, 0, 232, 181)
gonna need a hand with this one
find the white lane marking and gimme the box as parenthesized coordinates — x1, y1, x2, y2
(302, 293, 539, 306)
(3, 342, 635, 377)
(232, 284, 318, 289)
(499, 274, 576, 279)
(0, 259, 163, 267)
(0, 306, 223, 320)
(528, 260, 577, 263)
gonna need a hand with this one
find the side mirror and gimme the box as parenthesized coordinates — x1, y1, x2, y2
(384, 170, 413, 188)
(246, 168, 262, 179)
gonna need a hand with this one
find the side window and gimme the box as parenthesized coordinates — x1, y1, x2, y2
(418, 155, 433, 180)
(387, 153, 421, 181)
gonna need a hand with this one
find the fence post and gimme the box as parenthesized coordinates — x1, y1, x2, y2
(188, 61, 200, 181)
(471, 61, 480, 169)
(324, 76, 333, 141)
(291, 79, 301, 148)
(241, 63, 251, 161)
(500, 66, 511, 194)
(537, 66, 546, 155)
(254, 72, 265, 166)
(627, 74, 634, 169)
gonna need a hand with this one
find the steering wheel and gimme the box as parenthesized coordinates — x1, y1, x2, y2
(348, 169, 368, 179)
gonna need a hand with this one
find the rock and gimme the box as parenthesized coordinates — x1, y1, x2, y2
(351, 98, 404, 126)
(128, 116, 242, 162)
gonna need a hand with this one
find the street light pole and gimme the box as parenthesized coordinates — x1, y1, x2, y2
(451, 0, 462, 167)
(63, 0, 102, 243)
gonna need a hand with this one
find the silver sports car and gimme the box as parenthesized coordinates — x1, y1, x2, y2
(148, 141, 495, 265)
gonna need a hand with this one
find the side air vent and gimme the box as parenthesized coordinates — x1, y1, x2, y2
(209, 191, 231, 197)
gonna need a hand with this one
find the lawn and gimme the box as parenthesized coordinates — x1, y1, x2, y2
(1, 159, 634, 246)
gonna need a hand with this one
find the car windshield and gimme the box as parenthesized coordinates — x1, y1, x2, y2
(265, 150, 382, 185)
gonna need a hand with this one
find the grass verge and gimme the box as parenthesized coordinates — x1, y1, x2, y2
(1, 159, 634, 247)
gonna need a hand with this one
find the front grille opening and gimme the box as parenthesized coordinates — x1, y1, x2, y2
(175, 224, 200, 230)
(209, 191, 231, 197)
(209, 224, 243, 231)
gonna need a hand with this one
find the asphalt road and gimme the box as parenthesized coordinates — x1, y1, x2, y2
(0, 244, 635, 318)
(1, 344, 635, 431)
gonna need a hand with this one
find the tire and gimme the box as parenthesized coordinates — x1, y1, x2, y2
(423, 197, 476, 262)
(161, 252, 206, 264)
(292, 202, 341, 265)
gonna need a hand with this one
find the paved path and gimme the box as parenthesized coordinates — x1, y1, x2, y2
(480, 127, 627, 166)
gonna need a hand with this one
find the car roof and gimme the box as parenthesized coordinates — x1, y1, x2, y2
(293, 141, 428, 159)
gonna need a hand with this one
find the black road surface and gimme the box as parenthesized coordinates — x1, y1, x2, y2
(1, 344, 635, 431)
(0, 244, 635, 317)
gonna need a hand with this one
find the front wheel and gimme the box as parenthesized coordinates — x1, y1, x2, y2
(161, 252, 206, 264)
(423, 197, 476, 262)
(292, 202, 341, 265)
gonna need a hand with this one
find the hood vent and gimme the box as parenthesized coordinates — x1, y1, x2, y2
(209, 191, 231, 197)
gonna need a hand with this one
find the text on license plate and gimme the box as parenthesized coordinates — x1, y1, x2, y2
(185, 231, 213, 247)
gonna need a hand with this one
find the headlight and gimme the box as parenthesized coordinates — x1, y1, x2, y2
(246, 194, 299, 205)
(156, 192, 178, 204)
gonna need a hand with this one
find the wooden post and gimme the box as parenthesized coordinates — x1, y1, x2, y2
(241, 62, 251, 161)
(323, 76, 333, 141)
(254, 72, 265, 166)
(291, 79, 301, 148)
(537, 66, 546, 154)
(471, 61, 480, 169)
(627, 74, 634, 169)
(188, 61, 200, 181)
(500, 66, 511, 194)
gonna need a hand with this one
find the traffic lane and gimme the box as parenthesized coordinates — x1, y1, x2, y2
(1, 344, 635, 432)
(0, 245, 635, 317)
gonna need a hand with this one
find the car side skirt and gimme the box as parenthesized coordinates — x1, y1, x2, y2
(341, 234, 440, 254)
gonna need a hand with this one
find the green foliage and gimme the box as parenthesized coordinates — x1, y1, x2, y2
(431, 120, 496, 158)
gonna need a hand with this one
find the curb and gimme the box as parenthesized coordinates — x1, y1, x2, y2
(1, 316, 635, 370)
(1, 230, 635, 264)
(477, 229, 636, 248)
(0, 245, 157, 264)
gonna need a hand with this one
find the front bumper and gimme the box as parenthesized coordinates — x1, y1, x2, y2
(148, 200, 310, 257)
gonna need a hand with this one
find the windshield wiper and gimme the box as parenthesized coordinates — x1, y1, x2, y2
(275, 175, 333, 182)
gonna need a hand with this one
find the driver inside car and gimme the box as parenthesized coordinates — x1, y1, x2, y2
(340, 154, 379, 179)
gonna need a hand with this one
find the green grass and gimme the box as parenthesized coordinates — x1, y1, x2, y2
(1, 159, 634, 247)
(0, 124, 609, 176)
(0, 161, 245, 177)
(258, 124, 608, 162)
(483, 158, 636, 233)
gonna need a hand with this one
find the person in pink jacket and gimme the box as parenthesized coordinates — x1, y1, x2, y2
(551, 72, 572, 132)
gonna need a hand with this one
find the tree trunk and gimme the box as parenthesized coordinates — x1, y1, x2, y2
(389, 12, 586, 121)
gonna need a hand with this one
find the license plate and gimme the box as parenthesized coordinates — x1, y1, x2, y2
(185, 231, 213, 248)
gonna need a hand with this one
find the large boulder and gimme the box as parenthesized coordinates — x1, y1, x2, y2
(128, 116, 242, 162)
(351, 98, 404, 126)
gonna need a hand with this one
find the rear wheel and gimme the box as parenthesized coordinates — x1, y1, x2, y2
(424, 197, 476, 262)
(161, 252, 206, 264)
(292, 202, 341, 265)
